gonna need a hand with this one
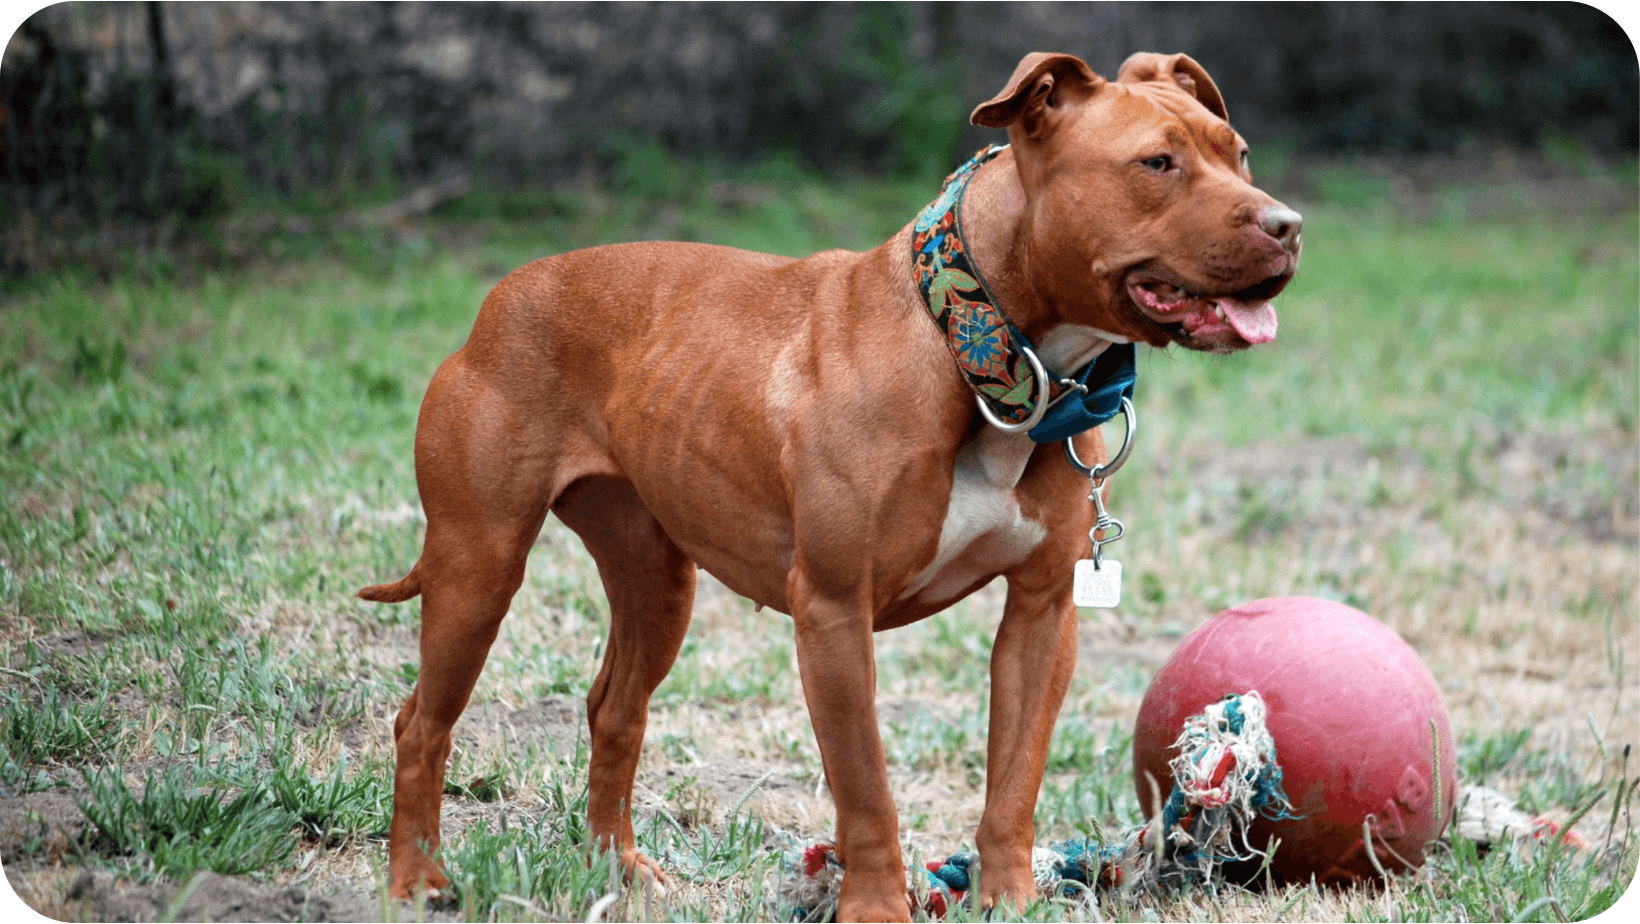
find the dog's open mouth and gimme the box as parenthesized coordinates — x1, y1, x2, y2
(1127, 274, 1289, 349)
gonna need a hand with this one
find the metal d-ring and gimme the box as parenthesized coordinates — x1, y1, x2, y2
(1063, 396, 1137, 481)
(975, 343, 1051, 434)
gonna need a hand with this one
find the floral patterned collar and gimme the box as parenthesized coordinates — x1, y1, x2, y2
(912, 145, 1137, 443)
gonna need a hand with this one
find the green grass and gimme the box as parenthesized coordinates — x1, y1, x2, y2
(77, 764, 302, 879)
(269, 750, 394, 844)
(0, 682, 118, 788)
(1, 155, 1635, 920)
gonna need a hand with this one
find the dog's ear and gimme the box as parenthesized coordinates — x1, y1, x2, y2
(1116, 52, 1228, 122)
(971, 52, 1104, 136)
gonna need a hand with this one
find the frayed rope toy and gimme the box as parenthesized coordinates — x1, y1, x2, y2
(778, 692, 1297, 921)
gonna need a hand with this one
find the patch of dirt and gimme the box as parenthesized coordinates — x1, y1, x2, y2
(653, 757, 815, 828)
(0, 768, 447, 923)
(1077, 628, 1176, 677)
(874, 695, 950, 728)
(1481, 427, 1640, 543)
(12, 868, 454, 923)
(0, 790, 84, 863)
(1159, 423, 1638, 545)
(456, 693, 585, 758)
(1, 629, 181, 725)
(3, 630, 103, 667)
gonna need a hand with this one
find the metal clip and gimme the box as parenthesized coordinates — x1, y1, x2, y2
(1087, 475, 1125, 566)
(1045, 376, 1090, 410)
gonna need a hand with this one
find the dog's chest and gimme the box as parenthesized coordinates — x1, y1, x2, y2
(898, 431, 1046, 605)
(894, 328, 1112, 606)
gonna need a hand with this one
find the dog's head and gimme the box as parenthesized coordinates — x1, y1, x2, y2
(973, 52, 1301, 353)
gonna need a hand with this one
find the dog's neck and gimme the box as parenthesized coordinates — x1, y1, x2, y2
(957, 148, 1118, 374)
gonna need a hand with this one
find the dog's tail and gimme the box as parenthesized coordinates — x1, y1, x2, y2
(358, 564, 423, 603)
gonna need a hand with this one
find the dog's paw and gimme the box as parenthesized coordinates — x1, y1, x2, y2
(387, 858, 451, 904)
(622, 848, 670, 896)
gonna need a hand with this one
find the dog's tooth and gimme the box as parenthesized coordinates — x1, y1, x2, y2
(1214, 303, 1226, 321)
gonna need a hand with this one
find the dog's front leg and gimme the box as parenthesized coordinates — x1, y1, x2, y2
(789, 573, 912, 923)
(976, 565, 1079, 911)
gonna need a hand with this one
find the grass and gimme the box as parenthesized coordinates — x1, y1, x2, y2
(0, 682, 118, 788)
(76, 763, 301, 879)
(1, 151, 1636, 920)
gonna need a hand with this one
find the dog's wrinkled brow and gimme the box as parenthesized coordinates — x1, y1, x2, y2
(1159, 125, 1191, 151)
(1194, 123, 1241, 162)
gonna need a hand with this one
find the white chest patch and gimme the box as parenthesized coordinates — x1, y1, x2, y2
(900, 428, 1047, 605)
(896, 327, 1112, 606)
(1037, 324, 1116, 370)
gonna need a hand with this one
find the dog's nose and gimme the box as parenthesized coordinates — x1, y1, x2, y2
(1258, 206, 1303, 249)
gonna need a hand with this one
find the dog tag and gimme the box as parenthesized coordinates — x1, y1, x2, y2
(1073, 559, 1122, 608)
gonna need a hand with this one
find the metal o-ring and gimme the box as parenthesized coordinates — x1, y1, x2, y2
(974, 343, 1052, 434)
(1063, 396, 1137, 481)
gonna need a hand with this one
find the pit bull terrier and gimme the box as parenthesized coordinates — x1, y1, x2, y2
(359, 50, 1301, 920)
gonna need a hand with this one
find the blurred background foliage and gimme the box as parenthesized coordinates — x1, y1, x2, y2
(1, 1, 1635, 273)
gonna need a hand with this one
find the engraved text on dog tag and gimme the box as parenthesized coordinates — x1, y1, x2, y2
(1073, 559, 1122, 608)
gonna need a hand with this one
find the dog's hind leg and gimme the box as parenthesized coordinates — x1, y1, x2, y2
(380, 356, 564, 900)
(552, 475, 696, 887)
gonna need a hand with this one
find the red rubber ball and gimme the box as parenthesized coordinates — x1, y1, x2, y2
(1133, 596, 1457, 884)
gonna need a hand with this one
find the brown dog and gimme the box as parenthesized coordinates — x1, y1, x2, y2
(360, 51, 1300, 920)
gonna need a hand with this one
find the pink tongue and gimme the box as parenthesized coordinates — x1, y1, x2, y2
(1215, 298, 1278, 344)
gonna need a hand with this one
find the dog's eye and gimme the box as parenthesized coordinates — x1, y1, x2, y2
(1143, 155, 1173, 173)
